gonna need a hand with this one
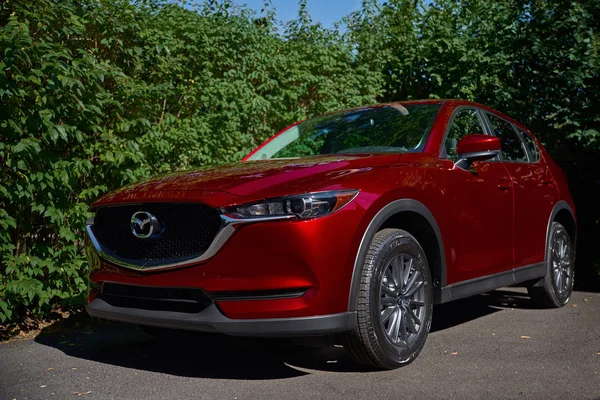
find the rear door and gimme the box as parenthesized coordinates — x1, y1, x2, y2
(442, 107, 515, 284)
(483, 113, 558, 267)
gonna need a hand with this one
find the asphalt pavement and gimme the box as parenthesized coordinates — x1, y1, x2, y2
(1, 287, 599, 400)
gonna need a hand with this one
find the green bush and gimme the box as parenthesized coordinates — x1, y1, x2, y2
(1, 0, 598, 324)
(0, 0, 380, 323)
(346, 0, 600, 289)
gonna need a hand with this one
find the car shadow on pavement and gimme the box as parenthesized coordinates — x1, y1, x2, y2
(35, 288, 536, 377)
(431, 287, 537, 332)
(35, 322, 310, 379)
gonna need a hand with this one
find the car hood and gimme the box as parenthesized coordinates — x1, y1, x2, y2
(91, 154, 399, 208)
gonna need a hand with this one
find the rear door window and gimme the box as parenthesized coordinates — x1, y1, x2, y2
(486, 113, 528, 162)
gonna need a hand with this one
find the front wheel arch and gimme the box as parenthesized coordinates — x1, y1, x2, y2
(347, 199, 446, 311)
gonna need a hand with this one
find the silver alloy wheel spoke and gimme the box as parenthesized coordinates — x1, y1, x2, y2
(382, 286, 396, 298)
(551, 231, 571, 296)
(385, 268, 395, 288)
(403, 258, 412, 285)
(379, 253, 426, 347)
(406, 308, 420, 333)
(403, 270, 420, 294)
(404, 277, 423, 297)
(557, 272, 563, 293)
(381, 306, 395, 323)
(393, 256, 403, 289)
(553, 269, 560, 284)
(565, 274, 571, 290)
(398, 314, 408, 342)
(410, 299, 425, 307)
(387, 308, 399, 338)
(552, 246, 560, 259)
(381, 297, 397, 306)
(558, 239, 564, 258)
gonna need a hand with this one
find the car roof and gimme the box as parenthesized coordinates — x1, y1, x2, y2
(345, 99, 530, 133)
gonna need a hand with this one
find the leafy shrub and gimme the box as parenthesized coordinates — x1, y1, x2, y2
(1, 0, 598, 324)
(0, 0, 379, 323)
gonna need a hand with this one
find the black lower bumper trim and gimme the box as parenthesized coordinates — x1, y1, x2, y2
(100, 282, 212, 314)
(209, 288, 308, 301)
(86, 298, 357, 337)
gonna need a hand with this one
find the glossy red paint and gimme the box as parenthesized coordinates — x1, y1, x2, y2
(92, 154, 399, 206)
(87, 99, 576, 322)
(456, 134, 501, 155)
(440, 159, 515, 281)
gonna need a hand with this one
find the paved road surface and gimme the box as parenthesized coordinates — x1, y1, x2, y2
(1, 288, 599, 400)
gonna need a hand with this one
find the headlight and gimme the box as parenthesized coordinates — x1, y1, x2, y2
(224, 190, 359, 219)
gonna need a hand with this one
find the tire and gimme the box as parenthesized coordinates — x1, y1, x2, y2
(528, 222, 574, 308)
(342, 228, 433, 370)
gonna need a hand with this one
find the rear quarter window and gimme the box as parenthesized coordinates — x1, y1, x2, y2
(517, 128, 541, 163)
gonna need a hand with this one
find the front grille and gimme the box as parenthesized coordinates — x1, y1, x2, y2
(100, 282, 213, 313)
(90, 203, 222, 265)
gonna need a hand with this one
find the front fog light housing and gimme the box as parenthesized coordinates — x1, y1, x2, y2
(226, 190, 359, 219)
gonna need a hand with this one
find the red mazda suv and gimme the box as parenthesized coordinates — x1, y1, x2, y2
(85, 99, 576, 369)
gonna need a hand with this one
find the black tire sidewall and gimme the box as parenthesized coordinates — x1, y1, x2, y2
(368, 232, 433, 365)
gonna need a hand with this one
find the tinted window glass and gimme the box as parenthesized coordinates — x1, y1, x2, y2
(247, 104, 441, 160)
(518, 128, 540, 162)
(487, 113, 527, 162)
(445, 108, 485, 160)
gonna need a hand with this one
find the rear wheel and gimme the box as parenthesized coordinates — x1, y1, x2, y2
(528, 222, 574, 308)
(343, 228, 433, 370)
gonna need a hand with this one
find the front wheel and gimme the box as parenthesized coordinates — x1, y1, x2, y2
(343, 228, 433, 370)
(528, 221, 574, 308)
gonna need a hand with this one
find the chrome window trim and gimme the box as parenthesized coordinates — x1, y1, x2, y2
(86, 213, 296, 272)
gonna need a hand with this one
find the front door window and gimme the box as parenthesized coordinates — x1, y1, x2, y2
(444, 109, 486, 160)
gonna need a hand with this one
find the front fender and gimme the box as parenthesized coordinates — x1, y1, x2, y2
(346, 198, 446, 311)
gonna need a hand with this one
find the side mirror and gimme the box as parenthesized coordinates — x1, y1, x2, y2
(455, 134, 500, 169)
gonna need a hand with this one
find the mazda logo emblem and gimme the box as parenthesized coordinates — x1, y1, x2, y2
(130, 211, 162, 239)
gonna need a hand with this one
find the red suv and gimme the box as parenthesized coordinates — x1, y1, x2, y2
(85, 99, 576, 369)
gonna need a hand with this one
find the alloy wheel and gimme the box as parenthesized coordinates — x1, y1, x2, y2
(378, 253, 426, 347)
(551, 229, 572, 297)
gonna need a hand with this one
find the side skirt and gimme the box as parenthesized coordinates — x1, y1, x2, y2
(438, 262, 546, 304)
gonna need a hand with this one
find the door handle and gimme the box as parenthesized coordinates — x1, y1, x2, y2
(540, 180, 554, 186)
(498, 183, 512, 190)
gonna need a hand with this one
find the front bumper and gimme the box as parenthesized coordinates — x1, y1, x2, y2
(86, 298, 357, 337)
(88, 200, 367, 320)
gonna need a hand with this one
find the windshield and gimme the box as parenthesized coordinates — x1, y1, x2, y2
(247, 103, 441, 160)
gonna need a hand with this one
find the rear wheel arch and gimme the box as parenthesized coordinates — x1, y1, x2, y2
(347, 199, 446, 311)
(547, 201, 577, 256)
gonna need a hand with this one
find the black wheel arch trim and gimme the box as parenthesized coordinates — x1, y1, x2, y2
(545, 200, 577, 260)
(347, 199, 447, 311)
